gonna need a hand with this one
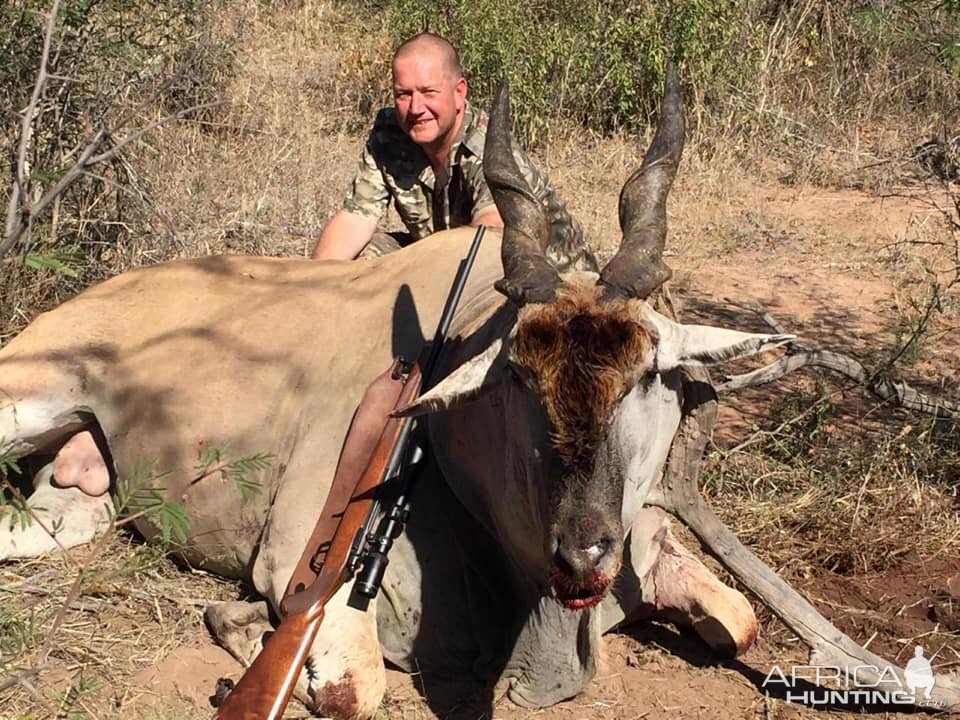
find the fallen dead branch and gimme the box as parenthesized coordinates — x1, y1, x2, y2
(652, 364, 960, 712)
(717, 298, 959, 419)
(717, 347, 959, 417)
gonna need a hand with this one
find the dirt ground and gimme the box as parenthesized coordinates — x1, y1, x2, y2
(9, 178, 946, 720)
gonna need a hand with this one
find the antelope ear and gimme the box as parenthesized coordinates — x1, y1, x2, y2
(393, 338, 508, 418)
(637, 304, 794, 372)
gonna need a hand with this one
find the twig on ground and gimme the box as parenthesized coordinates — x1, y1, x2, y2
(723, 297, 791, 336)
(34, 452, 256, 664)
(744, 211, 802, 244)
(718, 390, 835, 457)
(0, 663, 48, 693)
(717, 298, 959, 418)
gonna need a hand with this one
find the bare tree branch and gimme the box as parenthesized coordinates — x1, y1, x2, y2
(717, 297, 959, 418)
(1, 102, 219, 264)
(1, 0, 227, 265)
(4, 0, 63, 248)
(87, 101, 221, 167)
(877, 283, 944, 375)
(2, 128, 107, 259)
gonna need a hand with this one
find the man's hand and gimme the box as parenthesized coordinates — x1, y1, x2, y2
(471, 204, 503, 229)
(312, 211, 380, 260)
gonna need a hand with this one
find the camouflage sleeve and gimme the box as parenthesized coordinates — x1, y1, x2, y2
(462, 145, 574, 220)
(464, 128, 591, 270)
(342, 135, 390, 219)
(511, 148, 589, 270)
(462, 155, 496, 216)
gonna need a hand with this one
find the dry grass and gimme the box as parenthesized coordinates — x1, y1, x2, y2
(705, 391, 960, 578)
(0, 534, 237, 718)
(137, 0, 378, 261)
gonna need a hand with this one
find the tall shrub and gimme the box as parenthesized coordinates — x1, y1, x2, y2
(384, 0, 754, 143)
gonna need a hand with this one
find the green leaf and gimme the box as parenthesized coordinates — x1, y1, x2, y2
(30, 164, 67, 184)
(221, 451, 273, 500)
(152, 500, 189, 544)
(195, 444, 271, 500)
(114, 458, 189, 545)
(0, 473, 34, 532)
(194, 443, 226, 478)
(22, 251, 79, 278)
(0, 445, 21, 476)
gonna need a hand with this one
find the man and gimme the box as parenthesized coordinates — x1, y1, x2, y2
(312, 33, 583, 261)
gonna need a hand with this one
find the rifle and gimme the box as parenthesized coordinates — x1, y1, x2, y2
(216, 225, 486, 720)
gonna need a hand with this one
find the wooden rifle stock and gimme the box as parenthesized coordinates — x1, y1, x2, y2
(217, 362, 423, 720)
(214, 609, 324, 720)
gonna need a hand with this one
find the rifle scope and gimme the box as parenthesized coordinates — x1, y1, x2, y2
(352, 224, 486, 599)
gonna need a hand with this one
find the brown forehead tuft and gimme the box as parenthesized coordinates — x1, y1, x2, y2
(512, 284, 655, 467)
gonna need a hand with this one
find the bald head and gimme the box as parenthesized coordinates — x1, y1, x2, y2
(391, 33, 468, 159)
(392, 33, 463, 82)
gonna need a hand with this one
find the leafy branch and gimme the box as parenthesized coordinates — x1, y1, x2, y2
(195, 444, 271, 501)
(0, 446, 21, 477)
(0, 446, 76, 562)
(108, 459, 186, 544)
(0, 441, 272, 695)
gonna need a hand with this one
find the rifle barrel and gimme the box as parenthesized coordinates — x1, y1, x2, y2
(422, 224, 485, 386)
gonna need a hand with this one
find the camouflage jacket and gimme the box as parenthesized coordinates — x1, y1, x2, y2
(342, 101, 584, 251)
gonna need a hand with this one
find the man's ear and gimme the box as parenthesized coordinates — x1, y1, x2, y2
(456, 76, 467, 109)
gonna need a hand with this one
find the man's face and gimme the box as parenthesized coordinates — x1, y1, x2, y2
(392, 51, 467, 151)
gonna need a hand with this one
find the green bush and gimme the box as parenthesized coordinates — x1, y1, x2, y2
(339, 0, 960, 156)
(383, 0, 755, 143)
(0, 0, 235, 340)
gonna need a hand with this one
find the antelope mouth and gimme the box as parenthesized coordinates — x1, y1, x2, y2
(550, 566, 612, 610)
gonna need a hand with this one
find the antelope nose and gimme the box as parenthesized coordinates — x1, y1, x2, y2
(553, 535, 614, 582)
(583, 542, 606, 563)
